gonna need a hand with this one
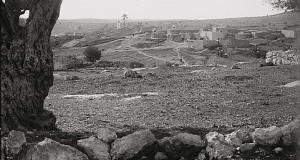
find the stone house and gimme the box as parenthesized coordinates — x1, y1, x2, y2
(200, 31, 224, 41)
(212, 27, 228, 33)
(221, 38, 250, 48)
(281, 30, 295, 38)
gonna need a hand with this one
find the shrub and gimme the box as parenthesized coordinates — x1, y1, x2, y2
(63, 56, 86, 69)
(83, 46, 102, 62)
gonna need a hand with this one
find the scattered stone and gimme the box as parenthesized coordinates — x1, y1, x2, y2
(280, 118, 300, 146)
(231, 63, 241, 69)
(77, 136, 110, 160)
(158, 133, 206, 158)
(205, 131, 225, 146)
(111, 129, 156, 160)
(97, 128, 117, 143)
(259, 62, 276, 67)
(239, 143, 256, 153)
(206, 141, 235, 160)
(155, 152, 168, 160)
(274, 147, 283, 154)
(252, 126, 282, 146)
(278, 80, 300, 88)
(22, 138, 88, 160)
(145, 72, 156, 77)
(122, 96, 142, 101)
(7, 130, 26, 154)
(123, 69, 142, 78)
(64, 75, 80, 81)
(191, 70, 207, 73)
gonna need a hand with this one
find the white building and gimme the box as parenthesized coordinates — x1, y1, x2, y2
(281, 30, 295, 38)
(212, 27, 228, 33)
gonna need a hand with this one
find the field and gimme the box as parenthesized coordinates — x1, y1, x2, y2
(38, 11, 300, 159)
(45, 64, 300, 134)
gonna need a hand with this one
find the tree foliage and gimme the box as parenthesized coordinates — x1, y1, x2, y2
(266, 0, 300, 11)
(83, 46, 102, 62)
(121, 14, 128, 27)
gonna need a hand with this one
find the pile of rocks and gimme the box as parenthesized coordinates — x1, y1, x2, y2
(1, 118, 299, 160)
(265, 50, 300, 65)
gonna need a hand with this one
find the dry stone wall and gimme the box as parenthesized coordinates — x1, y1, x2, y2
(265, 50, 300, 65)
(1, 118, 300, 160)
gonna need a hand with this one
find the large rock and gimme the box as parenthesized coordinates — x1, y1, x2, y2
(155, 152, 168, 160)
(225, 131, 243, 147)
(252, 126, 282, 146)
(21, 138, 89, 160)
(158, 133, 206, 158)
(97, 128, 117, 143)
(7, 130, 26, 154)
(235, 129, 253, 143)
(280, 118, 300, 146)
(206, 141, 236, 160)
(77, 136, 110, 160)
(205, 131, 225, 146)
(239, 143, 256, 153)
(123, 69, 142, 78)
(110, 129, 156, 160)
(1, 137, 6, 160)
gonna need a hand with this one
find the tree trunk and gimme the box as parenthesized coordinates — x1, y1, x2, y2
(1, 0, 62, 133)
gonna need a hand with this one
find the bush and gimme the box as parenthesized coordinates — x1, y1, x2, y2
(83, 46, 102, 62)
(63, 56, 86, 69)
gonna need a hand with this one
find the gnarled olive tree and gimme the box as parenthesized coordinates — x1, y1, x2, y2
(1, 0, 62, 133)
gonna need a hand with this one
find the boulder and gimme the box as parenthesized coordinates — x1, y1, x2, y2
(1, 137, 6, 160)
(239, 143, 256, 153)
(155, 152, 168, 160)
(280, 118, 300, 146)
(235, 129, 253, 143)
(206, 141, 236, 160)
(123, 69, 142, 78)
(158, 133, 206, 158)
(205, 132, 225, 146)
(274, 147, 283, 154)
(252, 126, 282, 146)
(197, 149, 207, 160)
(7, 130, 26, 154)
(77, 136, 110, 160)
(21, 138, 89, 160)
(224, 131, 243, 147)
(97, 128, 117, 143)
(110, 129, 156, 160)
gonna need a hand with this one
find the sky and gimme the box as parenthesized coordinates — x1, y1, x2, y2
(59, 0, 281, 20)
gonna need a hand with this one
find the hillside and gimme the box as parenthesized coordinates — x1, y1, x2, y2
(52, 11, 299, 36)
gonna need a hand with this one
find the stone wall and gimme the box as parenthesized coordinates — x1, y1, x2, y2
(2, 117, 299, 160)
(265, 50, 300, 65)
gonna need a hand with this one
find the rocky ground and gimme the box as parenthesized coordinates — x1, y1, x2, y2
(46, 64, 300, 133)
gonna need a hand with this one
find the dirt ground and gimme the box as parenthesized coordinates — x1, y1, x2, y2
(45, 64, 300, 134)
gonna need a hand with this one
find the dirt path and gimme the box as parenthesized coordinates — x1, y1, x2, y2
(127, 36, 179, 64)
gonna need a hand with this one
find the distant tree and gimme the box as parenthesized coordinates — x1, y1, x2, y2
(121, 14, 128, 28)
(265, 0, 300, 11)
